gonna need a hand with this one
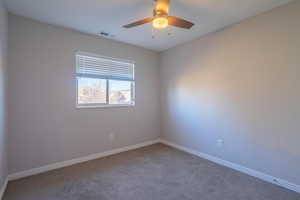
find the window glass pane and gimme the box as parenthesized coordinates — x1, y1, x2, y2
(109, 80, 132, 105)
(77, 77, 107, 104)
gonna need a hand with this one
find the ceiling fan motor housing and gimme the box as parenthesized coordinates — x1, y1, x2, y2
(153, 9, 168, 18)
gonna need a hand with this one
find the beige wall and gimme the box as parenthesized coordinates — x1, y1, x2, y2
(0, 0, 7, 189)
(8, 14, 161, 173)
(160, 1, 300, 185)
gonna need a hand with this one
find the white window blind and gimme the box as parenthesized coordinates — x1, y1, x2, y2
(76, 53, 134, 81)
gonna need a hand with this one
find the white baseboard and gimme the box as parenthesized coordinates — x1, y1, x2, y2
(7, 138, 300, 194)
(0, 177, 8, 200)
(160, 139, 300, 194)
(8, 139, 160, 181)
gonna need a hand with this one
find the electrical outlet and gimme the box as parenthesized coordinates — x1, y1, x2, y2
(108, 132, 115, 141)
(217, 139, 224, 147)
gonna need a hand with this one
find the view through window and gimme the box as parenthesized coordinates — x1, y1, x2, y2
(76, 53, 135, 107)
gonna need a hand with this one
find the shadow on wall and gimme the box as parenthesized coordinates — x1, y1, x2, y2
(161, 20, 300, 182)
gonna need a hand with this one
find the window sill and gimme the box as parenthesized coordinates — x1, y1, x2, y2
(76, 104, 135, 109)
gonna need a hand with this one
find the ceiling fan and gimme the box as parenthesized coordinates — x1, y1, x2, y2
(123, 0, 194, 29)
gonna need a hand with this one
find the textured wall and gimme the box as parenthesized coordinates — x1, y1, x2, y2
(8, 14, 160, 173)
(160, 1, 300, 185)
(0, 0, 7, 190)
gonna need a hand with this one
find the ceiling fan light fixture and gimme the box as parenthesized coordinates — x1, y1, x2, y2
(153, 16, 168, 29)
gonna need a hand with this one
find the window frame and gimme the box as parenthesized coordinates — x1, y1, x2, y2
(75, 52, 135, 108)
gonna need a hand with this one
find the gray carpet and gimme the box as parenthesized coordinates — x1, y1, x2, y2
(4, 144, 300, 200)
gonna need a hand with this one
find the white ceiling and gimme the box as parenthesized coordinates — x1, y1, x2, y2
(5, 0, 293, 51)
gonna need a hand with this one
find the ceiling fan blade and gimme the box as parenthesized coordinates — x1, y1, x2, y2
(123, 18, 154, 28)
(168, 16, 194, 29)
(155, 0, 170, 14)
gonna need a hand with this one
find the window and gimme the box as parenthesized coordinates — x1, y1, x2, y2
(76, 52, 135, 108)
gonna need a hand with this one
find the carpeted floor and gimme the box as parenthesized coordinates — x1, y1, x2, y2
(4, 144, 300, 200)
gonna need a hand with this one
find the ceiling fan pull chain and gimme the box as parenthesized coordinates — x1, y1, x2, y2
(152, 27, 155, 39)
